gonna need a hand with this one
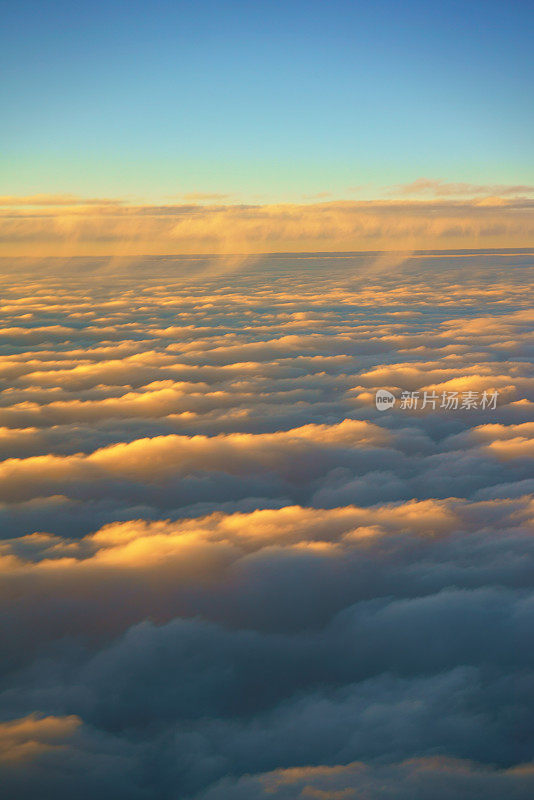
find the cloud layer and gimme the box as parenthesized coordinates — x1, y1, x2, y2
(1, 193, 534, 255)
(0, 251, 532, 798)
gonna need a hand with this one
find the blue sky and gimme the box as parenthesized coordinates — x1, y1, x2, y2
(2, 0, 533, 202)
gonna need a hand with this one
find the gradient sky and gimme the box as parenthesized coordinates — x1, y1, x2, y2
(2, 0, 534, 203)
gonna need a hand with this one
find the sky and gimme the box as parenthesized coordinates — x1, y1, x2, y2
(2, 0, 534, 205)
(1, 4, 534, 797)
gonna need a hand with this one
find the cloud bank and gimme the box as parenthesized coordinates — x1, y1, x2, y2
(1, 193, 533, 256)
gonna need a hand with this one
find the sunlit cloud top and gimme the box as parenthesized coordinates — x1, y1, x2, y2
(1, 192, 533, 256)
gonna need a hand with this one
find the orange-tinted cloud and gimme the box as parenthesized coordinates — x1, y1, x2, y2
(394, 178, 534, 197)
(0, 714, 80, 763)
(1, 196, 533, 255)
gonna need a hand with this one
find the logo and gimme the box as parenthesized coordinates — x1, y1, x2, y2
(375, 389, 396, 411)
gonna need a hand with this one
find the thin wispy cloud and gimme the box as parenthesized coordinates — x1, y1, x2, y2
(393, 178, 534, 197)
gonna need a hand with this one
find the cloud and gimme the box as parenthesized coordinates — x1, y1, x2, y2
(0, 714, 81, 763)
(0, 419, 389, 503)
(0, 195, 123, 207)
(1, 197, 533, 256)
(182, 193, 233, 202)
(197, 757, 534, 799)
(393, 178, 534, 197)
(0, 251, 532, 798)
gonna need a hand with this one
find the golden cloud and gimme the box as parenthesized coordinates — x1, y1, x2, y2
(0, 419, 389, 503)
(1, 197, 533, 255)
(0, 714, 81, 763)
